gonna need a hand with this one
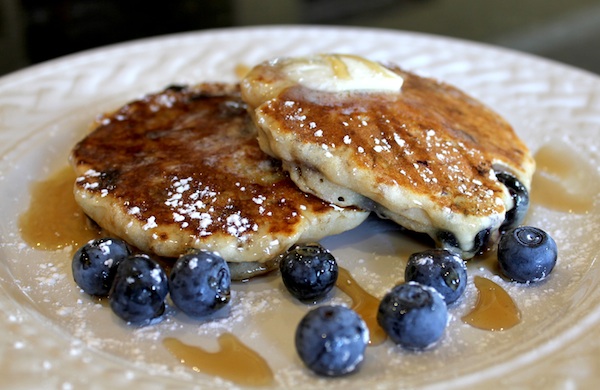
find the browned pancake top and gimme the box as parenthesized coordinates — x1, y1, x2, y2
(257, 67, 533, 217)
(71, 84, 337, 247)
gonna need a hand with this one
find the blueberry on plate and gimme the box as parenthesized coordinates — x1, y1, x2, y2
(72, 237, 131, 296)
(497, 226, 558, 283)
(405, 249, 468, 305)
(109, 254, 168, 324)
(496, 171, 530, 232)
(168, 250, 231, 317)
(279, 243, 338, 302)
(295, 305, 369, 377)
(377, 282, 448, 350)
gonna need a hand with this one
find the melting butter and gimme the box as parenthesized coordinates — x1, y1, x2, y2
(278, 54, 404, 94)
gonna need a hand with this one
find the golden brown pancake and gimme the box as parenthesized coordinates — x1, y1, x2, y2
(70, 83, 369, 278)
(241, 54, 535, 257)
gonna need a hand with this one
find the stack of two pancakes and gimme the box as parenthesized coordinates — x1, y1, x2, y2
(71, 54, 535, 280)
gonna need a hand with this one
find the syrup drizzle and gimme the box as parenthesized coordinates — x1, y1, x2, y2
(163, 334, 274, 387)
(18, 166, 102, 251)
(336, 267, 386, 345)
(235, 64, 251, 79)
(531, 144, 599, 214)
(462, 276, 521, 331)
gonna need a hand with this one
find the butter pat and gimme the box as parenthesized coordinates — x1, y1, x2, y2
(240, 54, 403, 112)
(279, 54, 404, 93)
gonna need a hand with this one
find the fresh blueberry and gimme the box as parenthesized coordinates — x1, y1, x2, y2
(496, 171, 530, 231)
(497, 226, 557, 283)
(109, 254, 168, 324)
(168, 250, 231, 317)
(72, 237, 131, 296)
(295, 305, 369, 377)
(436, 230, 459, 252)
(405, 249, 467, 305)
(437, 228, 491, 256)
(279, 243, 338, 302)
(377, 282, 448, 350)
(472, 228, 491, 254)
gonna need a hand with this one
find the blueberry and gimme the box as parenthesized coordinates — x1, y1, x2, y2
(436, 230, 459, 251)
(497, 226, 557, 283)
(72, 237, 131, 296)
(168, 250, 231, 317)
(109, 254, 168, 324)
(496, 171, 530, 231)
(437, 229, 490, 256)
(472, 228, 491, 254)
(295, 305, 369, 377)
(377, 282, 448, 350)
(405, 249, 467, 305)
(279, 243, 338, 302)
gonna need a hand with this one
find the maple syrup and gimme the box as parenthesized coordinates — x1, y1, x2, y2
(18, 166, 102, 251)
(163, 334, 274, 387)
(235, 64, 250, 79)
(531, 144, 598, 214)
(461, 276, 521, 331)
(336, 267, 386, 345)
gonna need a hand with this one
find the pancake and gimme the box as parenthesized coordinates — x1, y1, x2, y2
(70, 83, 369, 279)
(241, 54, 535, 258)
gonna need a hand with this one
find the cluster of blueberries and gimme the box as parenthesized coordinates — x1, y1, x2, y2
(72, 238, 232, 324)
(71, 223, 557, 378)
(284, 244, 466, 377)
(281, 223, 557, 377)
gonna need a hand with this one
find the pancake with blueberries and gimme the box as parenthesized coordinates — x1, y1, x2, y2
(241, 54, 535, 258)
(70, 83, 369, 279)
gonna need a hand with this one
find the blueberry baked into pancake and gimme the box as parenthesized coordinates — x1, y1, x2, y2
(70, 83, 369, 279)
(241, 54, 535, 258)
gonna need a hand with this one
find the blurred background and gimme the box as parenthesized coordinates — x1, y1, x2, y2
(1, 0, 599, 77)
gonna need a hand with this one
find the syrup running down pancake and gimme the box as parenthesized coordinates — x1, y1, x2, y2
(70, 83, 369, 279)
(241, 54, 535, 258)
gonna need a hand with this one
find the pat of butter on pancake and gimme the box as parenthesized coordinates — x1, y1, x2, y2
(280, 54, 404, 93)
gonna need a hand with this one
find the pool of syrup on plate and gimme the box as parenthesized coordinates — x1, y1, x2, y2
(18, 143, 596, 385)
(163, 334, 274, 386)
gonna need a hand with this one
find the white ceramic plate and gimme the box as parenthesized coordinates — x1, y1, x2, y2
(1, 26, 599, 389)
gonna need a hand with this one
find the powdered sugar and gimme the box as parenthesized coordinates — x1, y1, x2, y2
(225, 212, 257, 238)
(163, 176, 219, 231)
(142, 216, 158, 230)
